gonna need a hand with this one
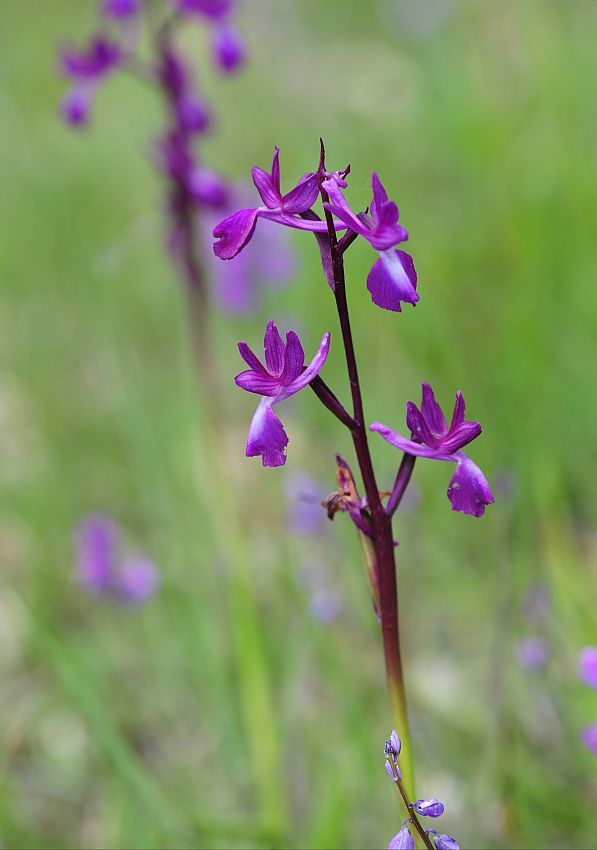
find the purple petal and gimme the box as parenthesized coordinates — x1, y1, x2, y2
(252, 146, 281, 209)
(237, 341, 269, 376)
(212, 25, 246, 73)
(279, 331, 305, 384)
(447, 455, 494, 517)
(581, 723, 597, 754)
(76, 514, 118, 595)
(579, 646, 597, 689)
(284, 332, 331, 396)
(406, 401, 440, 448)
(117, 557, 160, 604)
(103, 0, 139, 18)
(234, 370, 280, 396)
(412, 799, 444, 818)
(430, 834, 460, 850)
(176, 0, 232, 19)
(281, 172, 319, 213)
(370, 422, 445, 459)
(246, 398, 288, 467)
(440, 420, 482, 453)
(420, 382, 447, 436)
(390, 730, 401, 757)
(259, 210, 336, 232)
(450, 391, 466, 429)
(366, 250, 418, 312)
(213, 207, 259, 259)
(61, 86, 93, 127)
(264, 320, 285, 376)
(370, 172, 389, 221)
(388, 822, 415, 850)
(322, 178, 365, 234)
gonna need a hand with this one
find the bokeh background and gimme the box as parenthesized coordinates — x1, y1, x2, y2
(1, 1, 596, 848)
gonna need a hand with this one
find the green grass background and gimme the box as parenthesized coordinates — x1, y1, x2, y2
(0, 1, 596, 847)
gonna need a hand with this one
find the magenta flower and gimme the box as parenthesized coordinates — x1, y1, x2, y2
(75, 514, 160, 605)
(176, 0, 233, 19)
(159, 50, 211, 135)
(213, 147, 332, 260)
(581, 723, 597, 755)
(388, 820, 415, 850)
(322, 172, 418, 312)
(212, 25, 246, 73)
(371, 383, 494, 517)
(412, 799, 445, 818)
(59, 37, 120, 127)
(235, 321, 330, 467)
(579, 646, 597, 689)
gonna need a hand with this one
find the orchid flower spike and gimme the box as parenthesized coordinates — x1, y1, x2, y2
(235, 321, 330, 467)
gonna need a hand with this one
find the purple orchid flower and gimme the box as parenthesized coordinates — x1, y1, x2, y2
(371, 383, 494, 517)
(388, 820, 415, 850)
(322, 172, 418, 312)
(176, 0, 233, 19)
(213, 147, 334, 260)
(234, 321, 330, 467)
(212, 25, 246, 73)
(579, 646, 597, 689)
(59, 37, 121, 127)
(516, 636, 549, 671)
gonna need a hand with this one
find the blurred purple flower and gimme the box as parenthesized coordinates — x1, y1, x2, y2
(388, 821, 415, 850)
(75, 514, 159, 606)
(412, 799, 445, 818)
(176, 0, 233, 19)
(581, 723, 597, 754)
(516, 636, 549, 671)
(159, 49, 211, 136)
(59, 37, 120, 127)
(119, 557, 161, 604)
(284, 470, 325, 534)
(371, 383, 494, 517)
(103, 0, 139, 18)
(212, 25, 246, 73)
(76, 514, 118, 595)
(579, 646, 597, 689)
(235, 321, 330, 467)
(322, 172, 418, 312)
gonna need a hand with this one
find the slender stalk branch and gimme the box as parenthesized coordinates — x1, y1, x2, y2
(386, 454, 416, 517)
(309, 376, 356, 430)
(336, 228, 359, 255)
(388, 754, 434, 850)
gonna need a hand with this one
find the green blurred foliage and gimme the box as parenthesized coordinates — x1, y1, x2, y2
(0, 1, 595, 848)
